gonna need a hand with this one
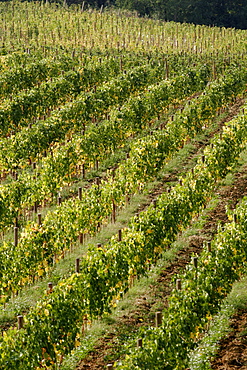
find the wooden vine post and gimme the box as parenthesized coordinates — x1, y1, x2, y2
(17, 315, 24, 330)
(192, 256, 198, 280)
(38, 213, 42, 226)
(78, 187, 82, 200)
(176, 279, 182, 290)
(155, 311, 162, 327)
(118, 229, 122, 242)
(137, 338, 143, 347)
(112, 200, 116, 223)
(83, 316, 88, 333)
(82, 164, 85, 179)
(58, 195, 62, 205)
(14, 226, 18, 247)
(79, 233, 83, 244)
(47, 282, 53, 293)
(207, 241, 211, 252)
(75, 258, 80, 273)
(192, 256, 198, 268)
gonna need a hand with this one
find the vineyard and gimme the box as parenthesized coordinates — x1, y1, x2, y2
(0, 1, 247, 369)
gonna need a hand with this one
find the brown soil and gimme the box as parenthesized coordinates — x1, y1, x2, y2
(211, 311, 247, 370)
(76, 98, 247, 370)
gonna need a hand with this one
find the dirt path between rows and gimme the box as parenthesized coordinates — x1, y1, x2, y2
(211, 310, 247, 370)
(76, 98, 247, 370)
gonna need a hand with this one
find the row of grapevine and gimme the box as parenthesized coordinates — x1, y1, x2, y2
(0, 53, 79, 99)
(115, 201, 247, 368)
(1, 94, 247, 369)
(2, 49, 189, 133)
(0, 49, 153, 91)
(0, 63, 244, 234)
(0, 70, 85, 134)
(0, 58, 165, 136)
(0, 63, 246, 299)
(0, 60, 184, 168)
(1, 2, 247, 56)
(0, 64, 220, 298)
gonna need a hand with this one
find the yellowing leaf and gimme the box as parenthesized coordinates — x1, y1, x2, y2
(38, 269, 44, 277)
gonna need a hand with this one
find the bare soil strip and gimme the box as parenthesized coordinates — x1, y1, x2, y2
(210, 310, 247, 369)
